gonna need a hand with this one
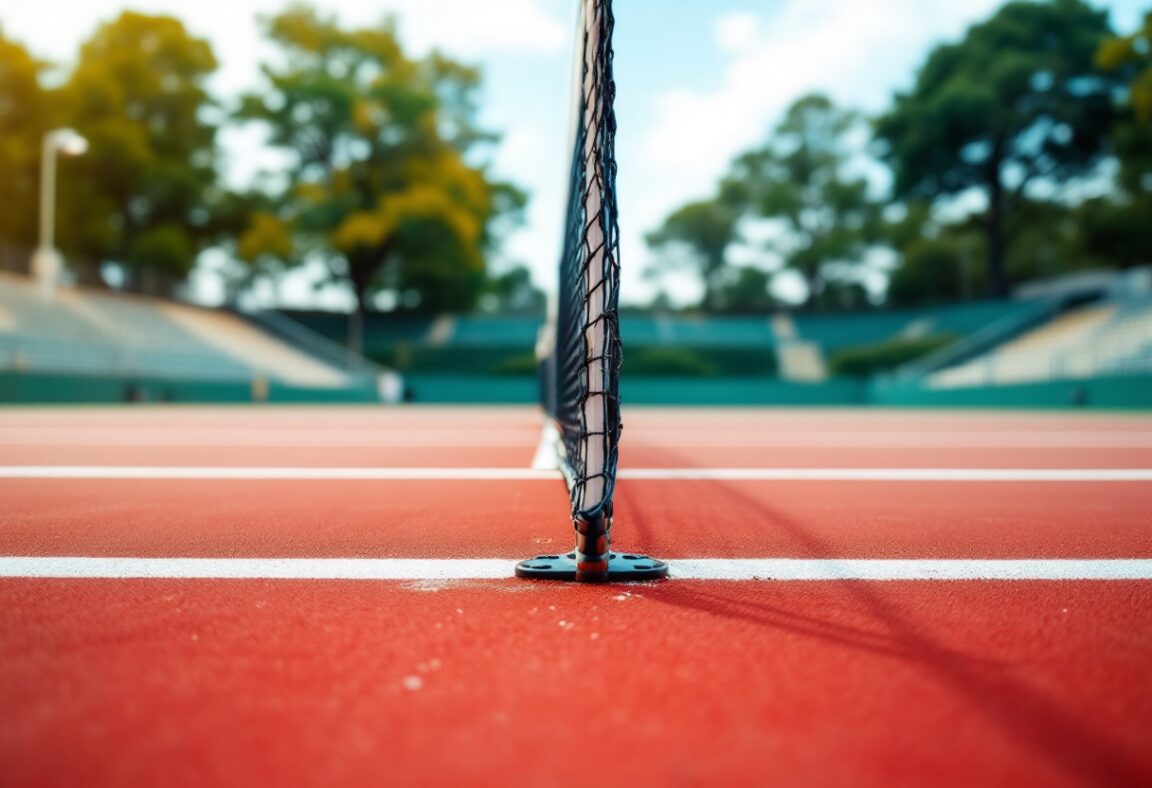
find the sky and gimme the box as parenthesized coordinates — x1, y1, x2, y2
(0, 0, 1146, 309)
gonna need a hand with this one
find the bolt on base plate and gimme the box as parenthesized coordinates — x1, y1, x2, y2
(515, 551, 669, 582)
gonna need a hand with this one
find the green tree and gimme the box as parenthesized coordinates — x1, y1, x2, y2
(56, 12, 220, 292)
(0, 29, 52, 253)
(884, 198, 1088, 306)
(725, 94, 880, 309)
(1075, 196, 1152, 268)
(1006, 198, 1082, 280)
(713, 266, 776, 312)
(479, 264, 545, 314)
(1097, 11, 1152, 124)
(239, 5, 524, 344)
(644, 198, 737, 311)
(206, 189, 300, 302)
(888, 234, 984, 306)
(1081, 12, 1152, 269)
(875, 0, 1120, 297)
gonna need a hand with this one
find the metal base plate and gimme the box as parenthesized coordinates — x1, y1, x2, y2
(515, 552, 669, 582)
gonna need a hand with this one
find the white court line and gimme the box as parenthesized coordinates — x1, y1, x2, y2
(671, 559, 1152, 581)
(618, 468, 1152, 481)
(1, 466, 1151, 481)
(1, 557, 1150, 581)
(0, 427, 542, 448)
(5, 427, 1150, 448)
(531, 422, 561, 470)
(0, 466, 558, 480)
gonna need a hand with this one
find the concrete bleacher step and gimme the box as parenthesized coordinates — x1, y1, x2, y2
(929, 304, 1119, 388)
(770, 313, 797, 341)
(426, 316, 456, 346)
(0, 272, 355, 388)
(1073, 302, 1152, 376)
(997, 305, 1115, 356)
(777, 341, 828, 383)
(0, 272, 109, 341)
(159, 305, 351, 388)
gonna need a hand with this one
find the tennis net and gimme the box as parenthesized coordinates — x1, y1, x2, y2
(521, 0, 666, 583)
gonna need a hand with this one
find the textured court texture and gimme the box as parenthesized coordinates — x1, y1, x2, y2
(1, 405, 1151, 787)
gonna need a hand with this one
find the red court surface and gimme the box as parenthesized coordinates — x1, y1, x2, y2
(2, 405, 1152, 786)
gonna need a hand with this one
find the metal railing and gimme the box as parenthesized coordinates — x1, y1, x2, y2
(240, 309, 382, 381)
(924, 299, 1152, 388)
(892, 298, 1062, 382)
(1032, 298, 1152, 381)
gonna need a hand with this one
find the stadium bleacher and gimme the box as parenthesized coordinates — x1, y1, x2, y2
(929, 299, 1152, 388)
(280, 300, 1043, 382)
(0, 272, 381, 398)
(5, 267, 1143, 405)
(930, 301, 1025, 337)
(790, 301, 1033, 352)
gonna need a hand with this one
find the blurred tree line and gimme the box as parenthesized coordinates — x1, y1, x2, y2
(3, 0, 1149, 322)
(648, 0, 1152, 312)
(0, 5, 539, 340)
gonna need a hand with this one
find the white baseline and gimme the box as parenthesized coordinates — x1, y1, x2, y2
(4, 427, 1151, 449)
(1, 466, 1151, 481)
(1, 557, 1150, 581)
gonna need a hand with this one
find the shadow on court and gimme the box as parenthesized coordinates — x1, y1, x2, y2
(620, 443, 1150, 786)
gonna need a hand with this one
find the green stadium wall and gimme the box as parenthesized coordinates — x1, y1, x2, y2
(403, 374, 1150, 409)
(623, 377, 867, 405)
(870, 375, 1152, 409)
(403, 375, 866, 405)
(0, 371, 380, 404)
(3, 369, 1148, 409)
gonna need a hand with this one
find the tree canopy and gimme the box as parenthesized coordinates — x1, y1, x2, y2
(0, 7, 525, 316)
(875, 0, 1120, 297)
(726, 94, 880, 308)
(644, 199, 738, 311)
(237, 5, 525, 327)
(1, 2, 1149, 317)
(55, 12, 220, 292)
(0, 29, 52, 251)
(1079, 11, 1152, 269)
(648, 94, 879, 311)
(1098, 11, 1152, 124)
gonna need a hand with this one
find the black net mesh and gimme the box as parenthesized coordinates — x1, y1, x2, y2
(544, 0, 622, 524)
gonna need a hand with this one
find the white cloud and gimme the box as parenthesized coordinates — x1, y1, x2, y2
(713, 12, 761, 55)
(491, 123, 565, 287)
(0, 0, 567, 81)
(374, 0, 567, 57)
(645, 0, 1002, 196)
(621, 0, 1007, 303)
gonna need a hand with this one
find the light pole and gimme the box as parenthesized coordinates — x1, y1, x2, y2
(31, 128, 88, 299)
